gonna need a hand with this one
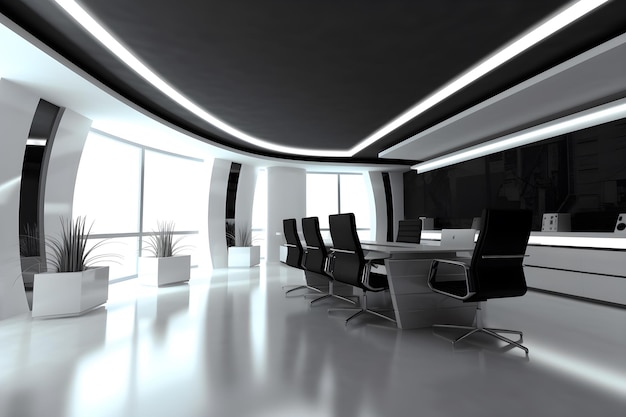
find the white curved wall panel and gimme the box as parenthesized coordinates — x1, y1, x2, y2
(389, 171, 405, 239)
(194, 159, 213, 271)
(234, 164, 258, 234)
(367, 171, 387, 242)
(42, 108, 92, 267)
(207, 159, 230, 268)
(0, 79, 39, 319)
(266, 167, 305, 262)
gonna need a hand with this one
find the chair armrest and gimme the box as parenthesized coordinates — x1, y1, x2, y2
(362, 254, 390, 291)
(326, 250, 337, 275)
(428, 259, 475, 300)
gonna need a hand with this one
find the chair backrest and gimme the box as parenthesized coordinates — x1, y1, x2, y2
(301, 217, 329, 275)
(283, 218, 303, 269)
(328, 213, 365, 287)
(396, 219, 422, 244)
(469, 209, 532, 300)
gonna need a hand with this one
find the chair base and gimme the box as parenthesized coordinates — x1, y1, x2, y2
(310, 293, 357, 306)
(309, 281, 357, 306)
(328, 290, 396, 325)
(283, 284, 324, 295)
(336, 308, 396, 325)
(432, 301, 528, 354)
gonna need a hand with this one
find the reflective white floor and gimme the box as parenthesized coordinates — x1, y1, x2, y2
(1, 262, 625, 417)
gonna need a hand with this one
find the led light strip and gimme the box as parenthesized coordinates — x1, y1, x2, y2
(528, 235, 626, 250)
(354, 0, 610, 155)
(412, 98, 626, 173)
(420, 231, 442, 241)
(422, 231, 626, 249)
(26, 139, 47, 146)
(54, 0, 608, 157)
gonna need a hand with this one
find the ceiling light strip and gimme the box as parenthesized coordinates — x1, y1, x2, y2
(350, 0, 609, 155)
(53, 0, 349, 158)
(26, 138, 47, 146)
(412, 98, 626, 173)
(54, 0, 607, 157)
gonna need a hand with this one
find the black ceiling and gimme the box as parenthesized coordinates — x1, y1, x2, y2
(2, 0, 626, 164)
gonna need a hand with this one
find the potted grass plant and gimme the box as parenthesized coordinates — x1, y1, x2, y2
(227, 223, 260, 267)
(139, 221, 191, 286)
(32, 217, 110, 318)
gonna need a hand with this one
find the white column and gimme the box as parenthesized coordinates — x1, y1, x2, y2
(207, 159, 230, 268)
(0, 79, 39, 319)
(367, 171, 387, 242)
(193, 157, 213, 272)
(234, 164, 258, 234)
(266, 167, 306, 262)
(389, 170, 405, 238)
(41, 108, 92, 268)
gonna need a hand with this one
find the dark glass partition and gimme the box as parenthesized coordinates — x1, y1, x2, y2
(404, 118, 626, 232)
(19, 99, 61, 288)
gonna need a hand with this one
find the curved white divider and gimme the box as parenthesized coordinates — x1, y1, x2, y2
(0, 79, 39, 319)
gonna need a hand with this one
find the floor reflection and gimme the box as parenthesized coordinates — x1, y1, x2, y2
(0, 262, 625, 417)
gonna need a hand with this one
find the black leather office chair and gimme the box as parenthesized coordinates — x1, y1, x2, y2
(396, 219, 422, 244)
(282, 218, 323, 295)
(428, 209, 532, 353)
(301, 217, 356, 306)
(326, 213, 396, 325)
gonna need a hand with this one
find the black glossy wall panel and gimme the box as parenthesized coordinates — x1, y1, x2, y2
(404, 118, 626, 231)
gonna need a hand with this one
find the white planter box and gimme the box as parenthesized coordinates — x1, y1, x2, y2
(228, 246, 261, 267)
(32, 266, 109, 318)
(20, 256, 43, 288)
(139, 255, 191, 287)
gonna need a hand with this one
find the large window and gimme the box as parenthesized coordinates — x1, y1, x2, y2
(73, 134, 142, 234)
(73, 130, 207, 282)
(306, 173, 371, 240)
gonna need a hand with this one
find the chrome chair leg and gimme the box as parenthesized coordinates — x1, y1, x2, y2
(345, 310, 365, 324)
(310, 294, 332, 304)
(311, 293, 357, 305)
(283, 284, 324, 295)
(365, 308, 396, 323)
(486, 327, 524, 337)
(328, 291, 396, 325)
(433, 324, 474, 331)
(483, 329, 528, 353)
(432, 303, 528, 354)
(454, 328, 481, 344)
(310, 281, 357, 305)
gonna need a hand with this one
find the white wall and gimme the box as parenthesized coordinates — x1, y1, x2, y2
(41, 108, 92, 268)
(207, 159, 230, 268)
(266, 167, 306, 262)
(367, 171, 387, 242)
(389, 171, 405, 239)
(195, 158, 213, 271)
(234, 164, 258, 236)
(0, 79, 40, 319)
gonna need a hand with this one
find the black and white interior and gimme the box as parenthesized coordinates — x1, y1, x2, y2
(1, 1, 625, 416)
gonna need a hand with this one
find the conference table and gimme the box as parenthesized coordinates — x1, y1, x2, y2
(360, 240, 477, 329)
